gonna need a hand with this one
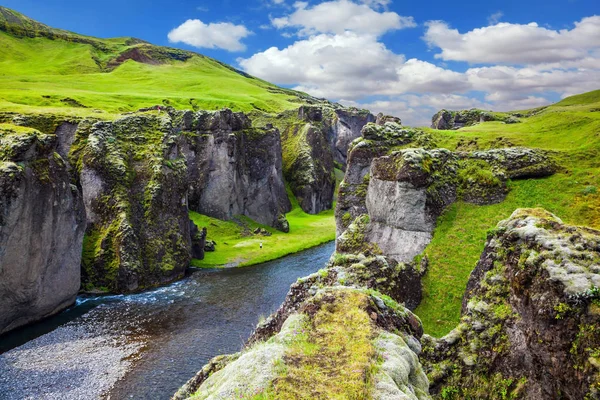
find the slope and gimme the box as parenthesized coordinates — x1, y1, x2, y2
(0, 6, 314, 118)
(415, 89, 600, 337)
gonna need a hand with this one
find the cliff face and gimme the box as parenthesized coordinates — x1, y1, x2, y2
(0, 125, 85, 334)
(336, 121, 557, 266)
(182, 109, 291, 230)
(422, 209, 600, 399)
(0, 108, 293, 298)
(272, 105, 375, 214)
(73, 115, 192, 293)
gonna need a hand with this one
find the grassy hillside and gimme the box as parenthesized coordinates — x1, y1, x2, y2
(415, 90, 600, 337)
(0, 6, 311, 118)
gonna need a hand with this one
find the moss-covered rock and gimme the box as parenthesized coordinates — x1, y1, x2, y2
(0, 124, 85, 334)
(422, 209, 600, 399)
(255, 105, 375, 214)
(176, 284, 430, 400)
(431, 109, 519, 130)
(74, 113, 191, 293)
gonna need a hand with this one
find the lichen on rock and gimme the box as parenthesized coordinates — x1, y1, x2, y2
(421, 208, 600, 399)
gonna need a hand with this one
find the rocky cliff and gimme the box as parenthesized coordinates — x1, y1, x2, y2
(336, 120, 557, 266)
(181, 109, 291, 231)
(261, 105, 375, 214)
(0, 124, 85, 334)
(0, 107, 292, 299)
(422, 209, 600, 399)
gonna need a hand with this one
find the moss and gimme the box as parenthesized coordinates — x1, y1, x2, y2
(266, 290, 377, 399)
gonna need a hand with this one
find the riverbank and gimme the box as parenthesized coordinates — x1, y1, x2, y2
(0, 243, 335, 400)
(190, 200, 336, 268)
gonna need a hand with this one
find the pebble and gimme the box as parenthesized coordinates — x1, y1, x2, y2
(0, 312, 144, 400)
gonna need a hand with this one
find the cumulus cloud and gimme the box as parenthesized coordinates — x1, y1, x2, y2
(168, 19, 252, 52)
(424, 16, 600, 64)
(238, 7, 599, 127)
(271, 0, 416, 36)
(487, 11, 503, 25)
(238, 33, 469, 100)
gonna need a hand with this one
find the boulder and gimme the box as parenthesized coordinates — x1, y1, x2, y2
(189, 222, 206, 259)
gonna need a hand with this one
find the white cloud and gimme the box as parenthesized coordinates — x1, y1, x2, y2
(424, 16, 600, 64)
(487, 11, 503, 25)
(238, 32, 469, 100)
(168, 19, 252, 52)
(271, 0, 416, 36)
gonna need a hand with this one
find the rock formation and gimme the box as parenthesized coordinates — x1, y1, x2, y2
(0, 125, 85, 334)
(173, 252, 431, 400)
(268, 105, 375, 214)
(0, 108, 294, 297)
(422, 209, 600, 399)
(431, 109, 520, 130)
(336, 121, 557, 265)
(180, 109, 291, 230)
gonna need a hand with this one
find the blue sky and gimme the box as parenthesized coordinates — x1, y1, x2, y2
(3, 0, 599, 125)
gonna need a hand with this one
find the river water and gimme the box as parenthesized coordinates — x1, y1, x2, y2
(0, 241, 335, 400)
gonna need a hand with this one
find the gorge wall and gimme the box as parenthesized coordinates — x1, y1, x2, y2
(0, 125, 85, 334)
(0, 106, 302, 332)
(336, 120, 557, 265)
(264, 105, 375, 214)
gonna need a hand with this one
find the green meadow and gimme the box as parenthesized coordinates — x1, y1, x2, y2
(415, 90, 600, 337)
(190, 192, 336, 268)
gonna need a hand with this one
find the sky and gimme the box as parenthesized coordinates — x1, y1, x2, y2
(3, 0, 600, 126)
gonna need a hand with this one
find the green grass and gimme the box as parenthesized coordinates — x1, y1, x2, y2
(0, 10, 309, 118)
(415, 90, 600, 337)
(263, 290, 376, 399)
(189, 191, 335, 268)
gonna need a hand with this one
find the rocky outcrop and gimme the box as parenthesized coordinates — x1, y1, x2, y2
(73, 115, 192, 293)
(335, 121, 431, 238)
(336, 120, 558, 266)
(0, 125, 85, 334)
(1, 109, 293, 295)
(267, 105, 375, 214)
(422, 209, 600, 399)
(179, 109, 291, 230)
(431, 109, 520, 130)
(174, 252, 431, 400)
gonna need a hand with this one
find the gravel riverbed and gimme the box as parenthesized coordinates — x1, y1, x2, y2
(0, 306, 145, 400)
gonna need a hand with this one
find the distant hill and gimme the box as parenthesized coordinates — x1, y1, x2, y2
(0, 6, 320, 117)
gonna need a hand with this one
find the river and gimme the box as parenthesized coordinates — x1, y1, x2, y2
(0, 241, 335, 400)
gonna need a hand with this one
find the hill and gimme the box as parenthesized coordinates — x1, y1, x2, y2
(415, 89, 600, 336)
(0, 6, 317, 118)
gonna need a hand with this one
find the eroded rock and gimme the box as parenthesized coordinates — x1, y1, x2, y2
(0, 126, 85, 334)
(422, 209, 600, 399)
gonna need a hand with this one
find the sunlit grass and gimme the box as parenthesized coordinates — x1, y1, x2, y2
(415, 90, 600, 337)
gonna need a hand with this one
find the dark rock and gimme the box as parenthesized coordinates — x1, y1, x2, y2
(375, 112, 402, 126)
(204, 240, 216, 252)
(74, 115, 192, 293)
(190, 221, 206, 259)
(182, 109, 292, 231)
(275, 106, 375, 215)
(422, 209, 600, 399)
(0, 126, 85, 334)
(431, 108, 520, 130)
